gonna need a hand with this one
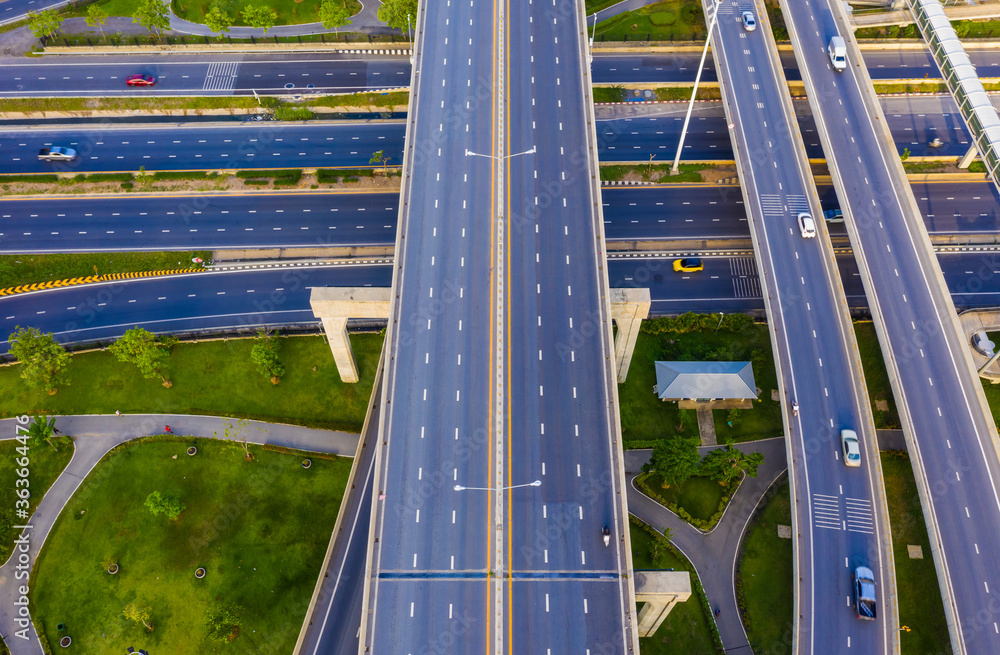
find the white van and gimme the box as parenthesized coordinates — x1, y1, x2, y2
(829, 36, 847, 71)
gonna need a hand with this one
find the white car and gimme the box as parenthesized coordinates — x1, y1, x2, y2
(741, 11, 756, 31)
(841, 429, 861, 467)
(797, 212, 816, 238)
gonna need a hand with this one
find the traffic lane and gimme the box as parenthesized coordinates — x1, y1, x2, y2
(611, 252, 1000, 316)
(596, 111, 970, 162)
(0, 60, 409, 97)
(305, 377, 380, 655)
(0, 192, 400, 252)
(590, 47, 1000, 83)
(0, 56, 411, 97)
(0, 123, 406, 174)
(0, 264, 393, 353)
(0, 0, 67, 25)
(720, 11, 883, 652)
(0, 180, 992, 254)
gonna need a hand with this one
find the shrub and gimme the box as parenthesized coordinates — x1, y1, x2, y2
(650, 11, 675, 26)
(120, 182, 134, 189)
(969, 161, 986, 173)
(84, 172, 134, 182)
(235, 169, 301, 179)
(0, 174, 58, 183)
(243, 179, 270, 185)
(152, 170, 213, 180)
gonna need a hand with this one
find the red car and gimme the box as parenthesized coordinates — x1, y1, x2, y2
(126, 74, 156, 87)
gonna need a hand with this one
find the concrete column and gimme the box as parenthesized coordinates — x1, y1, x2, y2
(320, 316, 358, 383)
(958, 143, 979, 169)
(634, 570, 692, 638)
(610, 288, 651, 383)
(309, 287, 392, 383)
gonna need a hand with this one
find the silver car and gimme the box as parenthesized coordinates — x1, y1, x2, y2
(742, 11, 756, 31)
(841, 429, 861, 467)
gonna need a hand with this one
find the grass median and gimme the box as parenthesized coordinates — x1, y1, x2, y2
(881, 452, 951, 653)
(0, 334, 382, 432)
(0, 252, 211, 290)
(594, 0, 706, 41)
(736, 477, 793, 653)
(30, 436, 352, 654)
(853, 321, 901, 429)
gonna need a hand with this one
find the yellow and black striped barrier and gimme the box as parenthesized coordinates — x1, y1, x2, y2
(0, 268, 205, 297)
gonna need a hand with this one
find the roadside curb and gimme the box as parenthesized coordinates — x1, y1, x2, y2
(41, 45, 412, 55)
(0, 268, 204, 297)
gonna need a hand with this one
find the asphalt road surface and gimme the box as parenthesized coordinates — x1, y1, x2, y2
(706, 2, 890, 652)
(0, 123, 405, 174)
(0, 108, 971, 174)
(1, 46, 996, 96)
(591, 45, 1000, 83)
(0, 54, 411, 97)
(784, 1, 1000, 653)
(0, 180, 992, 253)
(5, 252, 1000, 354)
(357, 0, 499, 649)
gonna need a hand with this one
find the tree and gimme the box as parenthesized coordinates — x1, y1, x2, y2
(376, 0, 416, 32)
(901, 147, 911, 162)
(250, 328, 284, 383)
(8, 326, 71, 394)
(319, 0, 351, 31)
(84, 4, 109, 39)
(133, 0, 170, 36)
(369, 149, 391, 175)
(645, 436, 701, 488)
(242, 4, 277, 32)
(27, 416, 58, 450)
(27, 9, 62, 40)
(675, 408, 694, 433)
(700, 445, 764, 485)
(109, 327, 171, 385)
(206, 604, 245, 642)
(123, 603, 154, 631)
(144, 491, 185, 520)
(215, 417, 253, 460)
(204, 5, 234, 34)
(726, 408, 742, 428)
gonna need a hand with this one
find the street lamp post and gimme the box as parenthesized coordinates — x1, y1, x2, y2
(454, 480, 541, 492)
(465, 146, 536, 161)
(671, 0, 725, 175)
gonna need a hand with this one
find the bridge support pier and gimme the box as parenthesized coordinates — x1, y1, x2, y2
(958, 143, 978, 169)
(634, 570, 692, 637)
(309, 287, 392, 383)
(610, 288, 651, 383)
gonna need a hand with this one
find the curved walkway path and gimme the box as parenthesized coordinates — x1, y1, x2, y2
(0, 414, 359, 655)
(626, 437, 788, 653)
(168, 0, 400, 38)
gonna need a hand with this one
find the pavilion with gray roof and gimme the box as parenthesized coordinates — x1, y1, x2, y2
(654, 361, 757, 403)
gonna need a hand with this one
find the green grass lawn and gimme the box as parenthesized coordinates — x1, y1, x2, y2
(618, 321, 782, 447)
(630, 521, 721, 654)
(881, 452, 951, 653)
(640, 473, 727, 523)
(0, 334, 381, 431)
(853, 322, 901, 429)
(594, 0, 705, 41)
(0, 252, 210, 290)
(737, 478, 793, 653)
(0, 435, 74, 565)
(30, 437, 351, 653)
(172, 0, 361, 28)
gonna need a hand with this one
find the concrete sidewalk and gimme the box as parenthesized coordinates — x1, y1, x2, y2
(0, 414, 359, 655)
(625, 437, 787, 652)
